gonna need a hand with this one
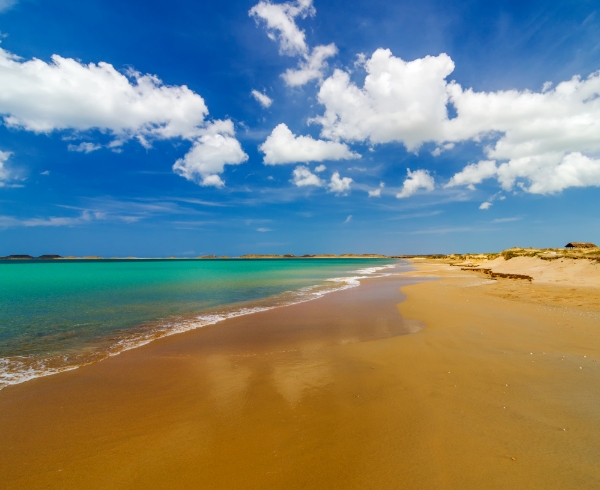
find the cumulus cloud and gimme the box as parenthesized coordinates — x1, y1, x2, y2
(479, 201, 492, 210)
(282, 43, 337, 86)
(250, 0, 337, 87)
(314, 164, 326, 172)
(0, 47, 207, 138)
(396, 169, 434, 198)
(312, 49, 454, 150)
(498, 152, 600, 194)
(329, 171, 352, 194)
(368, 182, 384, 197)
(249, 0, 315, 56)
(172, 120, 248, 187)
(291, 165, 323, 187)
(448, 153, 600, 194)
(446, 160, 497, 189)
(445, 74, 600, 155)
(0, 0, 17, 13)
(310, 47, 600, 195)
(251, 90, 273, 108)
(260, 123, 360, 164)
(0, 46, 247, 186)
(443, 72, 600, 193)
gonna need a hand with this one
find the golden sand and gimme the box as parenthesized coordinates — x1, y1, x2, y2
(1, 262, 599, 489)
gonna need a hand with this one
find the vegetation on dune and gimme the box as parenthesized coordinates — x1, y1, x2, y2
(416, 245, 600, 265)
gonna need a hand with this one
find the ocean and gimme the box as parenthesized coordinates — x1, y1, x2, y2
(0, 258, 400, 389)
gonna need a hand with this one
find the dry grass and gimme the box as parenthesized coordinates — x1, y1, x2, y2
(421, 246, 600, 266)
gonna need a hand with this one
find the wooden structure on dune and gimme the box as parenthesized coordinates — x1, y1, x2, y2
(565, 242, 597, 249)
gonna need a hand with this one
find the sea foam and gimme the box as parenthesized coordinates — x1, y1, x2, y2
(0, 262, 400, 389)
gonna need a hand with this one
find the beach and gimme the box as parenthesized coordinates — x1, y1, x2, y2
(1, 259, 600, 488)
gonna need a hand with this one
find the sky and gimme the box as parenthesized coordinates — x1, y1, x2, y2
(1, 0, 600, 256)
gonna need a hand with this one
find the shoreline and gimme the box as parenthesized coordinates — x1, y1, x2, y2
(1, 261, 599, 488)
(0, 263, 400, 390)
(0, 256, 401, 261)
(0, 272, 420, 490)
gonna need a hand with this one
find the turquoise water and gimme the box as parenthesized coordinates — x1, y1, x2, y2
(0, 258, 399, 388)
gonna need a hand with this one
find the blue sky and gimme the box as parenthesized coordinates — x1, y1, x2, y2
(1, 0, 599, 256)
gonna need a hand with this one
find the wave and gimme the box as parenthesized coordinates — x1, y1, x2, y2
(0, 261, 401, 390)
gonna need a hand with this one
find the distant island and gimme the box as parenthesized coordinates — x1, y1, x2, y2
(1, 253, 411, 260)
(2, 245, 598, 261)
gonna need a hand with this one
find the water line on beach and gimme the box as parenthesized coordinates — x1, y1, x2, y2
(0, 262, 403, 390)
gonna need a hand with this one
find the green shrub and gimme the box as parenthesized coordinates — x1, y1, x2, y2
(502, 250, 518, 260)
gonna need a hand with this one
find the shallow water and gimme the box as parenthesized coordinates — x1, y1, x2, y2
(0, 258, 403, 388)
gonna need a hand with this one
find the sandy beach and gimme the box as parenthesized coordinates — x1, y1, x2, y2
(1, 260, 600, 489)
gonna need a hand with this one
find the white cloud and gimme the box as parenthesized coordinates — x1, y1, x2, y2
(291, 165, 323, 187)
(493, 217, 520, 223)
(0, 150, 12, 185)
(40, 170, 50, 175)
(443, 73, 600, 193)
(312, 49, 454, 150)
(0, 211, 95, 228)
(251, 90, 273, 108)
(499, 152, 600, 194)
(0, 0, 17, 13)
(257, 227, 271, 232)
(396, 169, 435, 198)
(0, 47, 247, 186)
(368, 182, 384, 197)
(0, 209, 145, 228)
(329, 171, 352, 194)
(479, 201, 492, 210)
(314, 164, 326, 172)
(250, 0, 337, 87)
(260, 123, 360, 164)
(450, 153, 600, 195)
(432, 142, 454, 156)
(446, 71, 600, 193)
(249, 0, 315, 57)
(446, 160, 497, 189)
(310, 47, 600, 195)
(68, 142, 102, 153)
(344, 215, 352, 223)
(0, 47, 207, 138)
(354, 53, 367, 68)
(282, 43, 337, 86)
(172, 120, 249, 187)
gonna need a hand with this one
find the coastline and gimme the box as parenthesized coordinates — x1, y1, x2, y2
(1, 260, 599, 488)
(0, 255, 401, 261)
(0, 262, 399, 390)
(0, 271, 420, 489)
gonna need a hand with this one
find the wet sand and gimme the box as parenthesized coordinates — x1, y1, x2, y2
(1, 263, 600, 489)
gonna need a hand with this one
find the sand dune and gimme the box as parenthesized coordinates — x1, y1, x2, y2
(449, 255, 600, 288)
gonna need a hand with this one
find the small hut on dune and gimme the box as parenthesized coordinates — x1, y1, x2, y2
(565, 242, 598, 249)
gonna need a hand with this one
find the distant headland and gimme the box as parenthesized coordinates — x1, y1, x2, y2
(0, 253, 412, 260)
(3, 245, 597, 261)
